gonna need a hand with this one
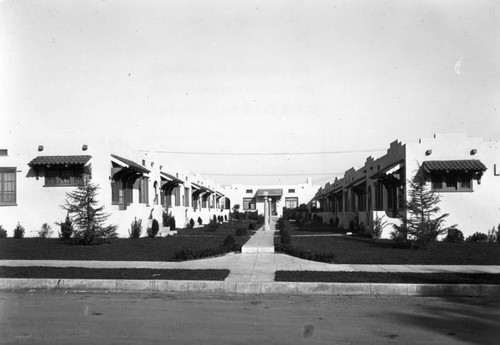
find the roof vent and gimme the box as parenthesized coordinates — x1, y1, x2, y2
(470, 149, 477, 155)
(425, 149, 432, 156)
(82, 145, 88, 151)
(38, 145, 44, 151)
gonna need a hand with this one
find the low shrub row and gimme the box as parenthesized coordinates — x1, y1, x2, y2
(275, 218, 335, 263)
(275, 244, 336, 263)
(173, 235, 239, 261)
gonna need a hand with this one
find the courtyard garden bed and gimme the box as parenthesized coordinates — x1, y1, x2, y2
(275, 271, 500, 284)
(0, 266, 229, 280)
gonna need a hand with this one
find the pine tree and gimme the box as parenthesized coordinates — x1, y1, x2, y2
(397, 171, 453, 249)
(62, 174, 117, 245)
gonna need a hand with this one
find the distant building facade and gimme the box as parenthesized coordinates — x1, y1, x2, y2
(223, 179, 319, 217)
(310, 134, 500, 239)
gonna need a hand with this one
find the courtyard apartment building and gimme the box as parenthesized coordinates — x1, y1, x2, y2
(310, 133, 500, 239)
(223, 178, 319, 218)
(0, 137, 229, 238)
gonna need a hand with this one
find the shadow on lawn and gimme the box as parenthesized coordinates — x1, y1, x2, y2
(387, 297, 500, 345)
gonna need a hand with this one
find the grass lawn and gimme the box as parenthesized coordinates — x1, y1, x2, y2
(0, 266, 229, 280)
(275, 271, 500, 284)
(275, 236, 500, 265)
(0, 236, 246, 262)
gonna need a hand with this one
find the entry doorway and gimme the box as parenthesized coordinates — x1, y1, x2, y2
(271, 199, 277, 216)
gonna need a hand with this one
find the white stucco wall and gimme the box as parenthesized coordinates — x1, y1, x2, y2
(405, 133, 500, 238)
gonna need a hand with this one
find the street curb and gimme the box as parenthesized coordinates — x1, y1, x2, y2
(1, 279, 500, 297)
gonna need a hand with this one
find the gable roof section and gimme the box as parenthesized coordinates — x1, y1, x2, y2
(29, 155, 91, 167)
(160, 171, 184, 184)
(422, 160, 487, 173)
(111, 154, 150, 174)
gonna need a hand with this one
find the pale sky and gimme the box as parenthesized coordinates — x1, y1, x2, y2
(1, 0, 499, 185)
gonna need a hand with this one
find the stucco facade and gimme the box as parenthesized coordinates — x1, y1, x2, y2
(0, 137, 229, 238)
(311, 134, 500, 239)
(223, 179, 319, 217)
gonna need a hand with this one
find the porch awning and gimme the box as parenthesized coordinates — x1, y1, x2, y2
(370, 161, 404, 180)
(160, 171, 184, 184)
(29, 155, 91, 167)
(192, 182, 213, 194)
(422, 160, 487, 174)
(111, 154, 150, 174)
(215, 191, 225, 198)
(346, 177, 367, 194)
(256, 189, 283, 197)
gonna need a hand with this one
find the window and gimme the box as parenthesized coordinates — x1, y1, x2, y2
(243, 198, 256, 210)
(0, 149, 7, 156)
(285, 197, 298, 209)
(137, 177, 149, 204)
(184, 187, 190, 207)
(45, 167, 84, 187)
(246, 189, 253, 194)
(431, 173, 473, 192)
(174, 186, 181, 206)
(288, 189, 295, 193)
(0, 168, 16, 205)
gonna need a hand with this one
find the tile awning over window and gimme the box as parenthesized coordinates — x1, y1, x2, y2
(111, 154, 150, 174)
(422, 160, 487, 173)
(160, 171, 184, 184)
(29, 155, 91, 167)
(256, 189, 283, 197)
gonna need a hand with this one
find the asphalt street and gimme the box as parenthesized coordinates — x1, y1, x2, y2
(1, 291, 499, 344)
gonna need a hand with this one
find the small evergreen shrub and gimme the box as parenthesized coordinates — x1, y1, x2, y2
(0, 225, 7, 238)
(197, 217, 203, 225)
(329, 218, 334, 226)
(169, 217, 176, 230)
(213, 215, 217, 223)
(465, 232, 488, 243)
(248, 222, 258, 230)
(147, 219, 160, 238)
(38, 223, 53, 239)
(224, 215, 228, 221)
(443, 228, 464, 243)
(208, 219, 219, 231)
(58, 215, 74, 240)
(223, 235, 236, 250)
(280, 229, 291, 246)
(189, 218, 195, 228)
(348, 220, 357, 233)
(129, 217, 143, 239)
(235, 228, 247, 237)
(13, 223, 25, 239)
(368, 216, 387, 239)
(162, 211, 172, 227)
